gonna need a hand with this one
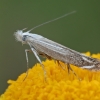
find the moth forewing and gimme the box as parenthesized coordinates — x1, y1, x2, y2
(25, 33, 100, 71)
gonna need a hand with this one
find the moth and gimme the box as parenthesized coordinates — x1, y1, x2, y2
(14, 11, 100, 79)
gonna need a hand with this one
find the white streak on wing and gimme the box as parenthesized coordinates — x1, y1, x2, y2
(24, 33, 63, 50)
(23, 32, 43, 39)
(81, 54, 88, 56)
(23, 33, 59, 50)
(39, 40, 63, 50)
(24, 33, 66, 54)
(82, 65, 94, 68)
(82, 57, 92, 63)
(30, 34, 43, 39)
(26, 33, 63, 51)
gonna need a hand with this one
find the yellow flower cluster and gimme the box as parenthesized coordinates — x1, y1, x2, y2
(1, 52, 100, 100)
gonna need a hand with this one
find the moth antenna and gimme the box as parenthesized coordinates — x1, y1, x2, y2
(22, 28, 27, 31)
(27, 11, 76, 32)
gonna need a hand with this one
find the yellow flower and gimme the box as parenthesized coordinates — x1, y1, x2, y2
(1, 52, 100, 100)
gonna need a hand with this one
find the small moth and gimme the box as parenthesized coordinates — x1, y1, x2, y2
(14, 11, 100, 79)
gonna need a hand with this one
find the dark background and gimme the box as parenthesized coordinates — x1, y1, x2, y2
(0, 1, 100, 94)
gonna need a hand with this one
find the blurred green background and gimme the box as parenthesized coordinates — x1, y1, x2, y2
(0, 0, 100, 94)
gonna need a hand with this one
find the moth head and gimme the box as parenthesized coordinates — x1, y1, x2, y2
(14, 28, 28, 44)
(14, 30, 23, 42)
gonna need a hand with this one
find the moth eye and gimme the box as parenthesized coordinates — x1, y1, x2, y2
(22, 35, 27, 41)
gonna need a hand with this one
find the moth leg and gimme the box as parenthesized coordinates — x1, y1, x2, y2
(67, 64, 75, 74)
(23, 49, 32, 81)
(45, 54, 52, 60)
(67, 64, 70, 74)
(54, 59, 56, 64)
(67, 64, 81, 80)
(56, 60, 65, 70)
(39, 53, 52, 60)
(31, 48, 47, 79)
